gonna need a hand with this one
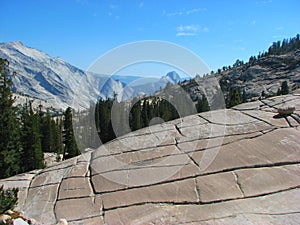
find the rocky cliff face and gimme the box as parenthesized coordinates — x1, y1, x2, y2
(182, 49, 300, 103)
(219, 50, 300, 98)
(1, 93, 299, 224)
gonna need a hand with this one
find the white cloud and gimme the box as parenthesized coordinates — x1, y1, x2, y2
(176, 32, 197, 36)
(166, 8, 207, 17)
(108, 4, 120, 20)
(176, 24, 209, 36)
(273, 35, 285, 39)
(186, 8, 207, 15)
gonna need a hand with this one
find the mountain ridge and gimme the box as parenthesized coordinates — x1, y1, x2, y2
(0, 41, 183, 110)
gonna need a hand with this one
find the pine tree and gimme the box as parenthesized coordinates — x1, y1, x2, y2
(0, 59, 22, 178)
(52, 118, 63, 155)
(227, 87, 242, 108)
(20, 102, 44, 172)
(95, 98, 116, 144)
(196, 94, 210, 113)
(40, 110, 53, 152)
(281, 81, 289, 95)
(277, 87, 281, 96)
(63, 107, 79, 160)
(130, 99, 143, 131)
(141, 99, 149, 127)
(242, 89, 247, 103)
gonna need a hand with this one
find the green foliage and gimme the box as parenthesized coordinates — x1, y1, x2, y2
(130, 98, 143, 131)
(93, 96, 180, 144)
(196, 94, 210, 113)
(0, 58, 22, 179)
(267, 34, 300, 55)
(281, 81, 289, 95)
(276, 81, 290, 96)
(277, 87, 281, 96)
(0, 185, 18, 214)
(227, 87, 242, 108)
(63, 107, 79, 160)
(20, 102, 44, 171)
(52, 118, 63, 155)
(95, 98, 116, 144)
(242, 89, 247, 103)
(40, 111, 53, 152)
(0, 58, 82, 178)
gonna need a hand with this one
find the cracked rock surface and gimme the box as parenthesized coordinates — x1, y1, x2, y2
(1, 94, 300, 224)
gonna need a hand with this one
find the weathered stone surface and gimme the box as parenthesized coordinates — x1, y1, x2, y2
(58, 177, 92, 200)
(286, 114, 300, 127)
(105, 188, 300, 224)
(0, 170, 40, 211)
(177, 131, 263, 153)
(196, 172, 243, 202)
(92, 130, 178, 159)
(91, 173, 127, 193)
(174, 114, 207, 128)
(63, 162, 89, 178)
(243, 109, 290, 127)
(55, 197, 102, 222)
(101, 179, 198, 209)
(68, 217, 104, 225)
(232, 100, 261, 110)
(23, 184, 58, 225)
(177, 120, 272, 143)
(261, 95, 299, 109)
(91, 145, 190, 177)
(189, 128, 300, 174)
(199, 109, 257, 125)
(92, 159, 194, 192)
(0, 95, 299, 224)
(236, 164, 300, 197)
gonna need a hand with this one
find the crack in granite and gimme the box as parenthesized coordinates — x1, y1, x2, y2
(232, 171, 245, 197)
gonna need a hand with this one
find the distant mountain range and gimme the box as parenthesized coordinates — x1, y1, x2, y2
(0, 41, 183, 110)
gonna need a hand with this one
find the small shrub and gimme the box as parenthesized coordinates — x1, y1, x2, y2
(0, 185, 19, 214)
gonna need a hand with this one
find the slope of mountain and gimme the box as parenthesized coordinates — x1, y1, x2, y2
(0, 41, 184, 110)
(218, 49, 300, 99)
(0, 94, 299, 224)
(122, 71, 182, 98)
(0, 41, 102, 109)
(179, 36, 300, 104)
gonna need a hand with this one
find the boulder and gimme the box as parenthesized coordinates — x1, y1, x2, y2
(56, 219, 68, 225)
(278, 105, 295, 115)
(0, 214, 11, 224)
(12, 218, 28, 225)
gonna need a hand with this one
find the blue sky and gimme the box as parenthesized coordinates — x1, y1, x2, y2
(1, 0, 299, 77)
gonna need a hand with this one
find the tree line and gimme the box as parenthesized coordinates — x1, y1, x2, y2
(92, 96, 181, 144)
(224, 80, 289, 108)
(0, 58, 78, 179)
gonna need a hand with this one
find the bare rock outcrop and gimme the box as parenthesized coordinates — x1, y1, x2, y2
(1, 94, 300, 224)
